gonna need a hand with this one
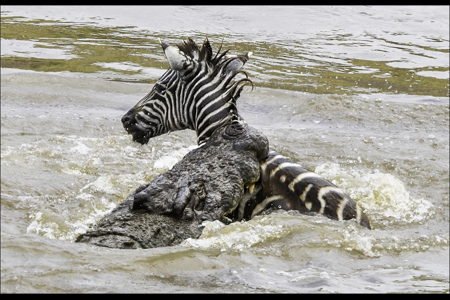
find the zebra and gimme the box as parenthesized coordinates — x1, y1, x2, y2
(121, 38, 372, 229)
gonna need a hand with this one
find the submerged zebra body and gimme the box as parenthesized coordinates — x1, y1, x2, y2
(122, 38, 372, 229)
(235, 150, 372, 229)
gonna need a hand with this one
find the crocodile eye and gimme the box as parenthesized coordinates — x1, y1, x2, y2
(224, 123, 246, 138)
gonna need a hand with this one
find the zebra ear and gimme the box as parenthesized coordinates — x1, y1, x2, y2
(224, 52, 252, 74)
(159, 39, 193, 75)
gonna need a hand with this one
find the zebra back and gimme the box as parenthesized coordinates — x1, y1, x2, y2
(235, 150, 372, 229)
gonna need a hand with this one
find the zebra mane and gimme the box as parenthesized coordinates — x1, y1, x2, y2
(174, 37, 254, 142)
(177, 38, 213, 62)
(176, 38, 253, 93)
(174, 38, 254, 114)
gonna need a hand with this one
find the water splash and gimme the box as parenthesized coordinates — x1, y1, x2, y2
(314, 163, 434, 227)
(153, 144, 198, 170)
(26, 194, 116, 241)
(182, 216, 288, 251)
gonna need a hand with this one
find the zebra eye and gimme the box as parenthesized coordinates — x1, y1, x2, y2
(155, 84, 165, 94)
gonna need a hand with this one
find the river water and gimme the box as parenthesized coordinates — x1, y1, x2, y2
(1, 6, 449, 293)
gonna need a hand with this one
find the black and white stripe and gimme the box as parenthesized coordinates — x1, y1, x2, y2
(235, 150, 372, 229)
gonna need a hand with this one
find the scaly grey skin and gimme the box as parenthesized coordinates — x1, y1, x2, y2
(76, 122, 269, 249)
(74, 196, 203, 249)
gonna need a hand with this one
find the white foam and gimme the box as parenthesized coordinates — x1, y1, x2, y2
(153, 145, 198, 170)
(182, 216, 287, 251)
(153, 156, 181, 170)
(69, 142, 91, 155)
(26, 194, 117, 241)
(314, 163, 434, 225)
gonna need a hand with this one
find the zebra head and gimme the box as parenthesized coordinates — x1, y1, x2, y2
(122, 37, 253, 145)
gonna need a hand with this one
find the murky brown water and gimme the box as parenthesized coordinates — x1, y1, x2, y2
(1, 6, 449, 293)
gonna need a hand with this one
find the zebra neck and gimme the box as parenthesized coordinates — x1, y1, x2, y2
(195, 109, 242, 146)
(191, 82, 240, 145)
